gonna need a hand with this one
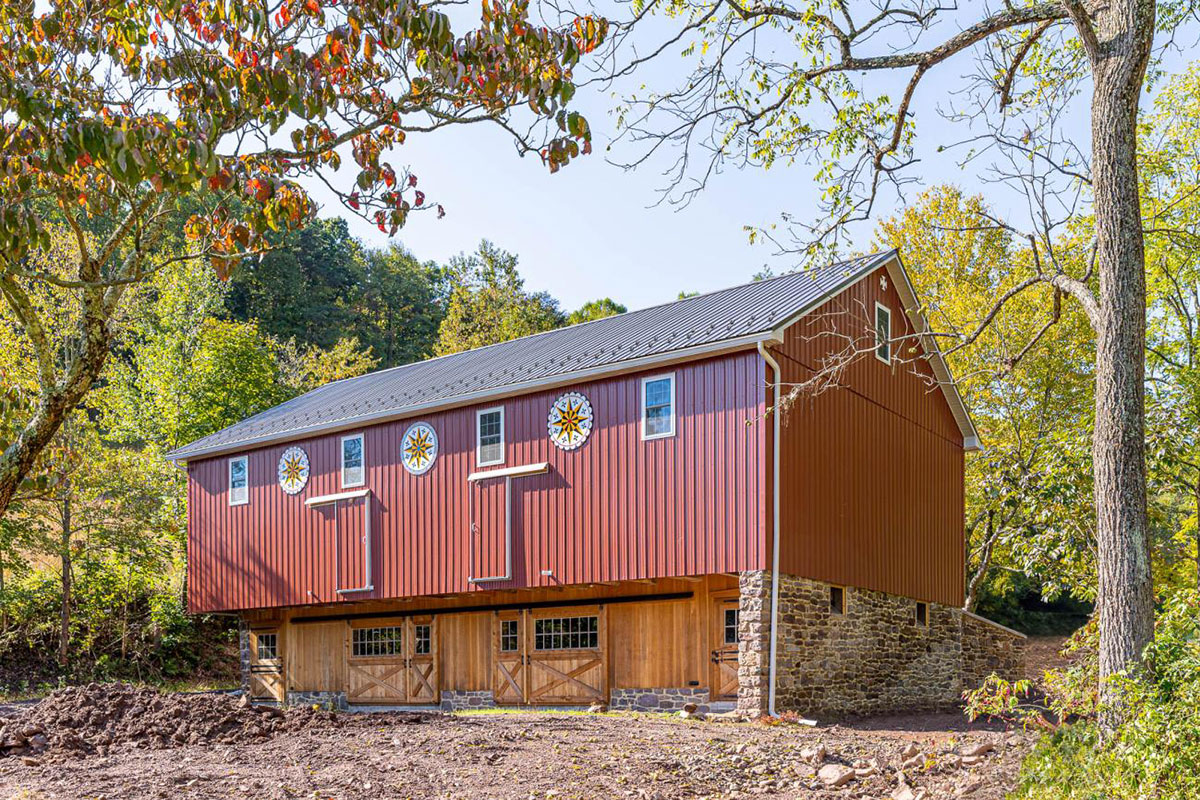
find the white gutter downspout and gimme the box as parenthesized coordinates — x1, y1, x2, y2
(757, 341, 782, 717)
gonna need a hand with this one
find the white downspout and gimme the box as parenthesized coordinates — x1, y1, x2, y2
(757, 341, 782, 717)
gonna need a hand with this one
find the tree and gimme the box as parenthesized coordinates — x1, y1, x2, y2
(435, 241, 566, 355)
(225, 218, 362, 351)
(351, 244, 446, 368)
(601, 0, 1172, 720)
(0, 0, 607, 519)
(567, 298, 627, 325)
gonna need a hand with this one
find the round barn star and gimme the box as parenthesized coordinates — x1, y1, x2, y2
(277, 447, 310, 494)
(547, 392, 594, 451)
(401, 422, 439, 475)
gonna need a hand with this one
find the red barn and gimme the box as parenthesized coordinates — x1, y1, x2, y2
(170, 251, 1024, 716)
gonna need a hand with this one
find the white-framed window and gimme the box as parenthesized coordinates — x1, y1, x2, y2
(874, 302, 892, 364)
(414, 623, 432, 655)
(341, 433, 365, 488)
(476, 407, 505, 466)
(640, 372, 676, 440)
(228, 456, 249, 506)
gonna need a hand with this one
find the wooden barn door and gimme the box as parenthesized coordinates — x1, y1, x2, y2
(405, 616, 438, 703)
(493, 610, 528, 704)
(249, 628, 285, 703)
(336, 496, 368, 593)
(525, 606, 607, 705)
(470, 477, 508, 582)
(709, 592, 740, 701)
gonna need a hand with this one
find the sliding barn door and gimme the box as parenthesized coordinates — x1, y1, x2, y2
(525, 606, 607, 705)
(493, 610, 528, 704)
(336, 496, 368, 593)
(470, 478, 508, 582)
(347, 619, 439, 704)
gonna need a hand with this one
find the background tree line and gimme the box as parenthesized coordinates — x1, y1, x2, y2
(0, 217, 625, 691)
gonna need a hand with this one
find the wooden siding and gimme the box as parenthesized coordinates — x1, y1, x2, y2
(187, 355, 767, 613)
(276, 576, 735, 699)
(774, 267, 966, 607)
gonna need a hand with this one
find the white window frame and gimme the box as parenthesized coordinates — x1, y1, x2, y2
(340, 433, 365, 488)
(874, 302, 892, 365)
(228, 456, 249, 506)
(640, 372, 677, 440)
(476, 406, 505, 467)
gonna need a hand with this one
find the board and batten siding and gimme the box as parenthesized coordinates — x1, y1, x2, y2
(773, 267, 966, 608)
(187, 352, 768, 613)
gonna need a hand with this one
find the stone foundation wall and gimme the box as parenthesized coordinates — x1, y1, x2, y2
(440, 690, 498, 711)
(736, 571, 772, 715)
(962, 612, 1027, 689)
(609, 688, 711, 712)
(738, 572, 964, 717)
(287, 691, 348, 710)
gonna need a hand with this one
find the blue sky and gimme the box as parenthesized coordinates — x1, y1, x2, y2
(300, 10, 1188, 314)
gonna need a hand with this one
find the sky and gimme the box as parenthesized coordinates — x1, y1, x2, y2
(299, 7, 1193, 315)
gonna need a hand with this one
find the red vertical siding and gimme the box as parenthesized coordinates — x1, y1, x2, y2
(774, 267, 966, 607)
(186, 353, 768, 612)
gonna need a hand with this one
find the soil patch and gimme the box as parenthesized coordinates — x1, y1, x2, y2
(0, 683, 430, 761)
(0, 695, 1032, 799)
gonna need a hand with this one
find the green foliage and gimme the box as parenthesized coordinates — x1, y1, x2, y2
(435, 241, 566, 355)
(1007, 592, 1200, 800)
(567, 298, 627, 325)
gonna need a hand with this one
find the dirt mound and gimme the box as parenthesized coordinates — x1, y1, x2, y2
(0, 683, 400, 760)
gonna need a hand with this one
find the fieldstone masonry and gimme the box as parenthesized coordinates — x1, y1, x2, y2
(609, 688, 711, 712)
(735, 571, 1023, 717)
(962, 611, 1027, 688)
(440, 690, 498, 711)
(287, 691, 349, 710)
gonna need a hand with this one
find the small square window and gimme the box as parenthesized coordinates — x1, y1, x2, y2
(414, 624, 431, 655)
(477, 408, 505, 466)
(875, 303, 892, 364)
(641, 373, 676, 439)
(915, 601, 929, 627)
(500, 619, 519, 652)
(830, 586, 845, 615)
(341, 434, 364, 488)
(723, 608, 739, 645)
(229, 456, 249, 506)
(256, 632, 278, 660)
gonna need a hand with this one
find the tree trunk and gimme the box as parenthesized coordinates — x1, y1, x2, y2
(1085, 0, 1157, 730)
(964, 510, 998, 614)
(0, 268, 115, 523)
(59, 493, 72, 668)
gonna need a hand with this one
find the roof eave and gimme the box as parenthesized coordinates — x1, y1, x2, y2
(165, 331, 776, 464)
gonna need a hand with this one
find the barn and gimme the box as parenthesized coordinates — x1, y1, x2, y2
(168, 250, 1024, 717)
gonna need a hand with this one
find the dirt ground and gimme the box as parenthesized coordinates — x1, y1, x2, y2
(0, 683, 1033, 800)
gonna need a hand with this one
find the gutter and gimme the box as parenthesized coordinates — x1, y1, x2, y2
(757, 341, 782, 717)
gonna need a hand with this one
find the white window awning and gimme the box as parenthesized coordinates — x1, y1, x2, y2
(467, 462, 550, 482)
(305, 488, 371, 506)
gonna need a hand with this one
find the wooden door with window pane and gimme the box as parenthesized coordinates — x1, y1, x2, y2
(347, 618, 439, 704)
(710, 593, 740, 700)
(525, 606, 606, 705)
(493, 610, 528, 704)
(249, 628, 285, 703)
(405, 616, 438, 703)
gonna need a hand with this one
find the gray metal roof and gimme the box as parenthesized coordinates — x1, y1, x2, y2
(168, 251, 924, 461)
